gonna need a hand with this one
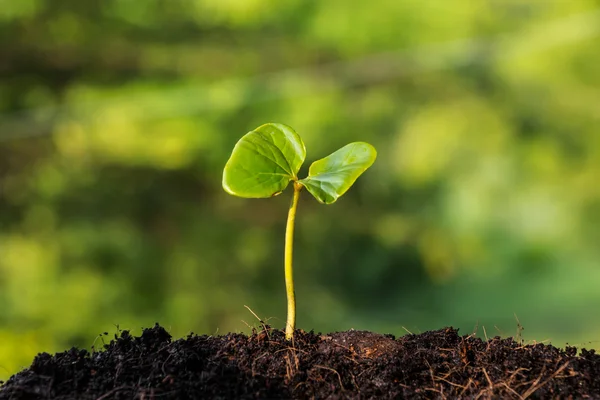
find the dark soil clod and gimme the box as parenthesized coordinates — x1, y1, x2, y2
(1, 323, 599, 399)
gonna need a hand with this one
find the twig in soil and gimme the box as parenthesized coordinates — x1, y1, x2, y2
(504, 368, 529, 389)
(425, 360, 443, 395)
(433, 373, 470, 389)
(244, 305, 263, 324)
(476, 367, 495, 399)
(356, 362, 376, 382)
(348, 370, 360, 394)
(243, 305, 271, 333)
(424, 386, 446, 398)
(251, 351, 271, 377)
(275, 346, 308, 357)
(515, 314, 524, 345)
(96, 385, 135, 400)
(342, 355, 360, 365)
(522, 371, 547, 398)
(494, 325, 504, 336)
(161, 353, 173, 377)
(494, 368, 530, 400)
(243, 305, 279, 341)
(521, 361, 570, 399)
(499, 382, 524, 400)
(314, 365, 345, 392)
(459, 378, 474, 397)
(285, 350, 300, 383)
(240, 319, 253, 330)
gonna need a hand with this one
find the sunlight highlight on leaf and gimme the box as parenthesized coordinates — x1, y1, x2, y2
(222, 123, 306, 198)
(299, 142, 377, 204)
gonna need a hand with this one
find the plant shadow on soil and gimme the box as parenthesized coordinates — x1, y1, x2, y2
(1, 323, 599, 399)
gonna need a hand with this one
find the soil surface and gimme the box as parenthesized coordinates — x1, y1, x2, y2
(1, 323, 599, 399)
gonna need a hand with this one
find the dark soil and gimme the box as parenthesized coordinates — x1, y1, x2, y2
(1, 323, 599, 399)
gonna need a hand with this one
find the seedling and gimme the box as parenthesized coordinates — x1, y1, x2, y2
(222, 123, 377, 340)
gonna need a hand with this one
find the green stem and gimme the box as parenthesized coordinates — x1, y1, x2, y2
(285, 181, 302, 340)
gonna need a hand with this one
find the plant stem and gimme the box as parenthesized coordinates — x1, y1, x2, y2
(285, 181, 302, 340)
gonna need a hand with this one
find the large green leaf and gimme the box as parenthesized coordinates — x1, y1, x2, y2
(299, 142, 377, 204)
(222, 123, 306, 198)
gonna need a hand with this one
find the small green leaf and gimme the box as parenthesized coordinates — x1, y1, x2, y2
(299, 142, 377, 204)
(223, 123, 306, 198)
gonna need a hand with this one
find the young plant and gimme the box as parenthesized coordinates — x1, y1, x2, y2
(222, 123, 377, 340)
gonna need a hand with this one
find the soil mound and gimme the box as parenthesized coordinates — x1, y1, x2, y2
(1, 323, 598, 399)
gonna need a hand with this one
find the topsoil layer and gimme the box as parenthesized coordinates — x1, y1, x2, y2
(1, 323, 598, 399)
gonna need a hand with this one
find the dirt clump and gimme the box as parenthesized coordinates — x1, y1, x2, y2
(1, 323, 598, 399)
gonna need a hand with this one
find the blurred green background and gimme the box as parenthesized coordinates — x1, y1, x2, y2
(1, 0, 600, 380)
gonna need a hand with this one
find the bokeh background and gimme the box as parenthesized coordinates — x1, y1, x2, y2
(2, 0, 600, 380)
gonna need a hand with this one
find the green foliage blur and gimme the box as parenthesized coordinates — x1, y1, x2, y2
(1, 0, 600, 380)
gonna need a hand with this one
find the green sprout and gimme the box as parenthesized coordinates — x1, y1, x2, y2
(222, 123, 377, 340)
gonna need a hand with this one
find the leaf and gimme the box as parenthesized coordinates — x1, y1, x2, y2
(299, 142, 377, 204)
(222, 123, 306, 198)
